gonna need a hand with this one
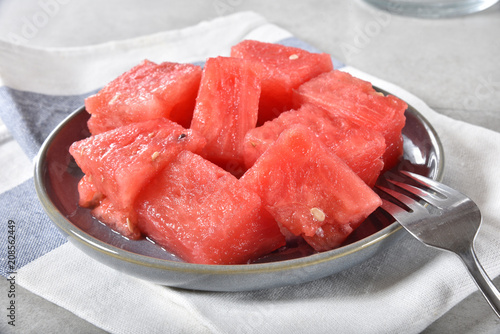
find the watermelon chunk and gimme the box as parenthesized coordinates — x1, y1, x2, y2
(242, 103, 385, 187)
(240, 125, 382, 250)
(78, 175, 140, 240)
(135, 151, 285, 265)
(303, 223, 355, 252)
(293, 70, 407, 170)
(69, 118, 206, 234)
(190, 56, 261, 176)
(85, 60, 202, 133)
(231, 40, 333, 124)
(77, 174, 103, 208)
(91, 198, 141, 239)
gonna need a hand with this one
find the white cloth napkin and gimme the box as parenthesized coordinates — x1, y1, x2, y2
(1, 11, 499, 334)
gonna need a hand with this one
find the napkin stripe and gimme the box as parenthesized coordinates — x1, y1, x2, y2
(0, 87, 94, 160)
(0, 36, 344, 278)
(0, 178, 67, 277)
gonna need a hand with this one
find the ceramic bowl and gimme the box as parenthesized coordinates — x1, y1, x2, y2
(34, 88, 443, 291)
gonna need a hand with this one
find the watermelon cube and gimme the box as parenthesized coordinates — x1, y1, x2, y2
(240, 125, 382, 250)
(91, 197, 141, 240)
(77, 174, 103, 208)
(85, 60, 202, 134)
(69, 118, 206, 235)
(231, 40, 333, 124)
(293, 70, 407, 170)
(242, 103, 385, 187)
(303, 222, 355, 251)
(135, 151, 285, 265)
(190, 56, 261, 176)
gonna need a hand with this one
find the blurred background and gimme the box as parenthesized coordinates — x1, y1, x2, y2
(1, 0, 499, 131)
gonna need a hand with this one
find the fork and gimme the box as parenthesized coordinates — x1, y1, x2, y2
(375, 171, 500, 318)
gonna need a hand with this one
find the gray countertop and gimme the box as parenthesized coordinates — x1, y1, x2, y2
(0, 0, 499, 333)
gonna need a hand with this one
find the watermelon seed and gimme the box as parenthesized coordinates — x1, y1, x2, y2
(151, 151, 160, 161)
(289, 54, 299, 60)
(250, 142, 256, 147)
(126, 218, 134, 233)
(178, 133, 187, 140)
(108, 93, 121, 105)
(148, 132, 156, 138)
(310, 207, 326, 222)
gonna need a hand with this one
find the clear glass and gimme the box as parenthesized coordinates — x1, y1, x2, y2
(363, 0, 499, 18)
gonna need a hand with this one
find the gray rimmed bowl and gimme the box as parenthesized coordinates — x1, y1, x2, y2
(34, 88, 444, 292)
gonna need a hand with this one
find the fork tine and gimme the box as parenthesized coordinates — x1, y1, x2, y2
(376, 185, 428, 216)
(385, 178, 446, 208)
(401, 171, 455, 198)
(378, 197, 407, 219)
(398, 171, 464, 208)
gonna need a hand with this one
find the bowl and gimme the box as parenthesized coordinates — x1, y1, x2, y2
(34, 89, 443, 291)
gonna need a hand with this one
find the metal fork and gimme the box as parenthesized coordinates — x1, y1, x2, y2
(376, 171, 500, 318)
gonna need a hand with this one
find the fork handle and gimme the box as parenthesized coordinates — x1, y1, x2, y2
(458, 246, 500, 318)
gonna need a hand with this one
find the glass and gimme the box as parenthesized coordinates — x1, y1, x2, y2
(363, 0, 499, 18)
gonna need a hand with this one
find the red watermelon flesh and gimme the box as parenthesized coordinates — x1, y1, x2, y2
(77, 174, 103, 208)
(135, 150, 285, 265)
(242, 103, 385, 187)
(190, 56, 261, 176)
(85, 60, 202, 134)
(240, 125, 382, 244)
(293, 70, 407, 170)
(231, 40, 333, 124)
(303, 222, 354, 252)
(78, 175, 140, 240)
(69, 118, 206, 216)
(91, 198, 141, 240)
